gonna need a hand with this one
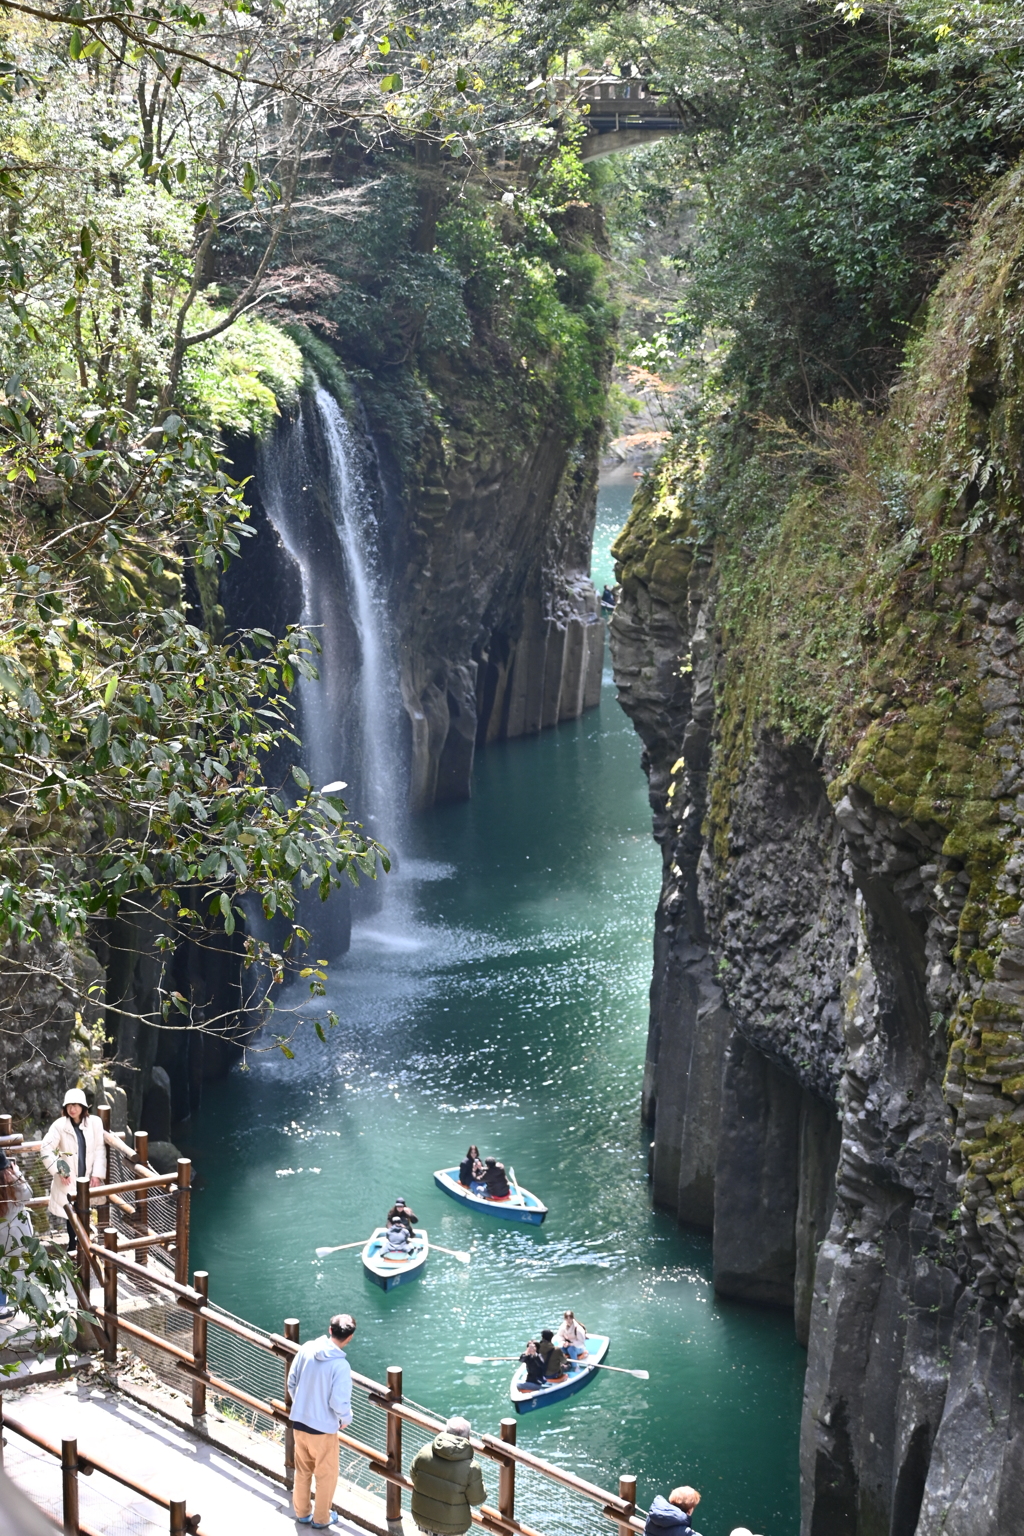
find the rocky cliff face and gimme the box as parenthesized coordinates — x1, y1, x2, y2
(611, 164, 1024, 1535)
(395, 414, 604, 810)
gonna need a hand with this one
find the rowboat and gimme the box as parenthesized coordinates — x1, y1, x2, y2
(361, 1227, 429, 1291)
(433, 1168, 547, 1225)
(509, 1334, 610, 1413)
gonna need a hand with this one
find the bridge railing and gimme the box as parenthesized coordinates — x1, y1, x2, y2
(84, 1238, 644, 1536)
(1, 1106, 645, 1536)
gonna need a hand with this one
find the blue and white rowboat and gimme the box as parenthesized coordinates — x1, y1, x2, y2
(509, 1335, 611, 1413)
(433, 1167, 547, 1224)
(361, 1227, 429, 1291)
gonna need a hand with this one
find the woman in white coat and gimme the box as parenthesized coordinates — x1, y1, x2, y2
(40, 1088, 106, 1252)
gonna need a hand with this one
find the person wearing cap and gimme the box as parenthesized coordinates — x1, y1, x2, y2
(40, 1088, 106, 1253)
(287, 1312, 356, 1528)
(410, 1415, 486, 1536)
(386, 1199, 418, 1233)
(0, 1149, 34, 1322)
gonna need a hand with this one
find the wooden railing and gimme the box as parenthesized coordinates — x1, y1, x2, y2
(0, 1400, 204, 1536)
(69, 1223, 643, 1536)
(1, 1108, 644, 1536)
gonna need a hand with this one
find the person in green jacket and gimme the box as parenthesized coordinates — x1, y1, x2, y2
(410, 1417, 487, 1536)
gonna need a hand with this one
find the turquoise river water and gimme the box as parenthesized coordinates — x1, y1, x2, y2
(183, 482, 805, 1536)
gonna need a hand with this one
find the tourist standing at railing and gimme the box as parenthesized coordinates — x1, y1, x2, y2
(643, 1488, 703, 1536)
(287, 1312, 356, 1529)
(40, 1088, 105, 1254)
(410, 1415, 486, 1536)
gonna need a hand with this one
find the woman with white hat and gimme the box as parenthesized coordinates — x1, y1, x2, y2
(40, 1089, 106, 1252)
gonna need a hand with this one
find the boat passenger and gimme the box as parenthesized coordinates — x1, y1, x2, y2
(644, 1488, 702, 1536)
(556, 1310, 589, 1360)
(459, 1146, 485, 1192)
(535, 1330, 567, 1379)
(387, 1199, 418, 1232)
(384, 1221, 411, 1254)
(518, 1341, 546, 1390)
(479, 1158, 511, 1200)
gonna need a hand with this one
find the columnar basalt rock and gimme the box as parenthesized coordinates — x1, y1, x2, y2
(612, 518, 1024, 1534)
(397, 426, 606, 810)
(610, 160, 1024, 1534)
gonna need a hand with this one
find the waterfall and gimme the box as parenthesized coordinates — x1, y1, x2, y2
(255, 385, 404, 955)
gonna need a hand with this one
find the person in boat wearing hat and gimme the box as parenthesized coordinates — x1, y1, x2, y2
(386, 1198, 418, 1233)
(384, 1219, 412, 1254)
(644, 1488, 702, 1536)
(0, 1149, 34, 1322)
(40, 1088, 106, 1253)
(410, 1415, 486, 1536)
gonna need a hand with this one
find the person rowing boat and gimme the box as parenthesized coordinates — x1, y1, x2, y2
(384, 1220, 412, 1254)
(479, 1157, 510, 1200)
(536, 1330, 568, 1380)
(386, 1198, 418, 1232)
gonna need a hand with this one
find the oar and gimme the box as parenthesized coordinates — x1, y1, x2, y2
(431, 1243, 471, 1263)
(315, 1239, 372, 1257)
(464, 1355, 649, 1380)
(508, 1166, 526, 1206)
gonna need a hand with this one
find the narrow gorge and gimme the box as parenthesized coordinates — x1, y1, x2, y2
(5, 6, 1024, 1536)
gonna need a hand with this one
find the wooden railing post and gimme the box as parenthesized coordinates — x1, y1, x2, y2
(61, 1437, 80, 1535)
(0, 1114, 11, 1138)
(97, 1106, 111, 1230)
(385, 1366, 403, 1524)
(174, 1160, 191, 1285)
(169, 1497, 186, 1536)
(74, 1177, 91, 1295)
(618, 1475, 637, 1536)
(191, 1272, 208, 1421)
(284, 1317, 300, 1491)
(134, 1131, 149, 1266)
(498, 1418, 517, 1523)
(103, 1228, 118, 1363)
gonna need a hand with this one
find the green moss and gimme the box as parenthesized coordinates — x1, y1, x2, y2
(180, 301, 304, 437)
(617, 157, 1024, 1225)
(612, 457, 695, 625)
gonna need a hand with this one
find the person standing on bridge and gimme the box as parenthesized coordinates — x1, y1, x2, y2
(287, 1312, 356, 1528)
(410, 1415, 486, 1536)
(40, 1088, 105, 1253)
(644, 1488, 703, 1536)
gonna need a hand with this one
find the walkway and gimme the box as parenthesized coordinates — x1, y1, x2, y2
(1, 1377, 388, 1536)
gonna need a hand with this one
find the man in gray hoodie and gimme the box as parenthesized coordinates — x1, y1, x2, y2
(287, 1313, 356, 1528)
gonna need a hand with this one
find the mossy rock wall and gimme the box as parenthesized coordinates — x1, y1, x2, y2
(610, 157, 1024, 1532)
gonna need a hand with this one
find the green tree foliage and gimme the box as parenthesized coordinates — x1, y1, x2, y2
(585, 1, 1024, 418)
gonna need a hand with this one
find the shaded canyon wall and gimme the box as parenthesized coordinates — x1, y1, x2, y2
(611, 166, 1024, 1536)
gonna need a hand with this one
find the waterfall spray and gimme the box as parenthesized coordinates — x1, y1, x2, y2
(256, 386, 404, 953)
